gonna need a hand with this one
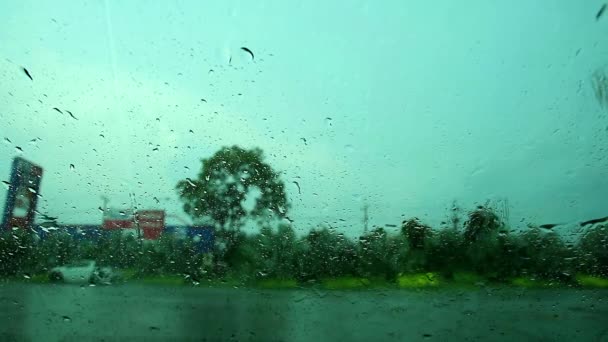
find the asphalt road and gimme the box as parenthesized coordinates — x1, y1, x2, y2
(0, 283, 607, 341)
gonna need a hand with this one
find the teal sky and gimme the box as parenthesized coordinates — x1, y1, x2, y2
(1, 1, 607, 236)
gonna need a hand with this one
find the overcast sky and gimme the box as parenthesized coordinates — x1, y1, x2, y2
(1, 1, 607, 236)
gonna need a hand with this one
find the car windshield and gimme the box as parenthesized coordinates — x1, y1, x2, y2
(1, 1, 608, 341)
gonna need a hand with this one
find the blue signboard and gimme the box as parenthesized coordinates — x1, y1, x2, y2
(1, 157, 43, 231)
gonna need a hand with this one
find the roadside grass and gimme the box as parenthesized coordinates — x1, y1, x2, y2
(120, 269, 138, 281)
(256, 278, 299, 289)
(29, 274, 50, 283)
(1, 273, 50, 284)
(136, 275, 185, 286)
(9, 269, 608, 290)
(196, 277, 243, 288)
(397, 273, 441, 288)
(451, 272, 485, 286)
(322, 277, 371, 290)
(510, 277, 558, 288)
(576, 274, 608, 288)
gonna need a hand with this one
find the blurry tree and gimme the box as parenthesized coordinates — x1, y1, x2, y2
(515, 228, 572, 280)
(176, 146, 290, 274)
(95, 231, 140, 269)
(0, 229, 37, 276)
(138, 243, 164, 276)
(176, 146, 289, 231)
(461, 206, 504, 277)
(483, 231, 522, 280)
(358, 227, 400, 280)
(259, 224, 298, 279)
(463, 205, 502, 243)
(401, 218, 432, 250)
(577, 224, 608, 276)
(221, 231, 259, 278)
(426, 228, 466, 277)
(299, 228, 358, 281)
(270, 224, 296, 278)
(400, 218, 434, 272)
(37, 231, 77, 269)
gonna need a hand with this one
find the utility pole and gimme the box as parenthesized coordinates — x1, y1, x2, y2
(100, 195, 109, 217)
(363, 203, 369, 234)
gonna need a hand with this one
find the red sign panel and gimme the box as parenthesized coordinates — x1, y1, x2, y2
(137, 210, 165, 240)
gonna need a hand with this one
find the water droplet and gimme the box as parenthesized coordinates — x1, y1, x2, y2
(62, 316, 72, 322)
(69, 164, 75, 170)
(15, 146, 23, 153)
(4, 137, 12, 144)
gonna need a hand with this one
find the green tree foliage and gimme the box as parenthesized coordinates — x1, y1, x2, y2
(298, 228, 358, 281)
(464, 205, 502, 243)
(401, 218, 432, 250)
(220, 231, 260, 278)
(36, 231, 78, 269)
(2, 203, 606, 286)
(426, 228, 466, 277)
(514, 228, 572, 279)
(400, 218, 433, 272)
(257, 224, 298, 279)
(358, 227, 401, 279)
(176, 146, 289, 231)
(95, 231, 140, 269)
(0, 229, 36, 276)
(463, 206, 503, 277)
(577, 224, 608, 276)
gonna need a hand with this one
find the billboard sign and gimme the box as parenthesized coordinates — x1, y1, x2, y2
(137, 210, 165, 240)
(1, 157, 43, 230)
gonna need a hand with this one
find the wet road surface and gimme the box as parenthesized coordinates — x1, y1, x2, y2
(0, 283, 607, 341)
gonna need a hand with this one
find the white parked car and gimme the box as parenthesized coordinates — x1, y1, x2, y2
(49, 260, 116, 285)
